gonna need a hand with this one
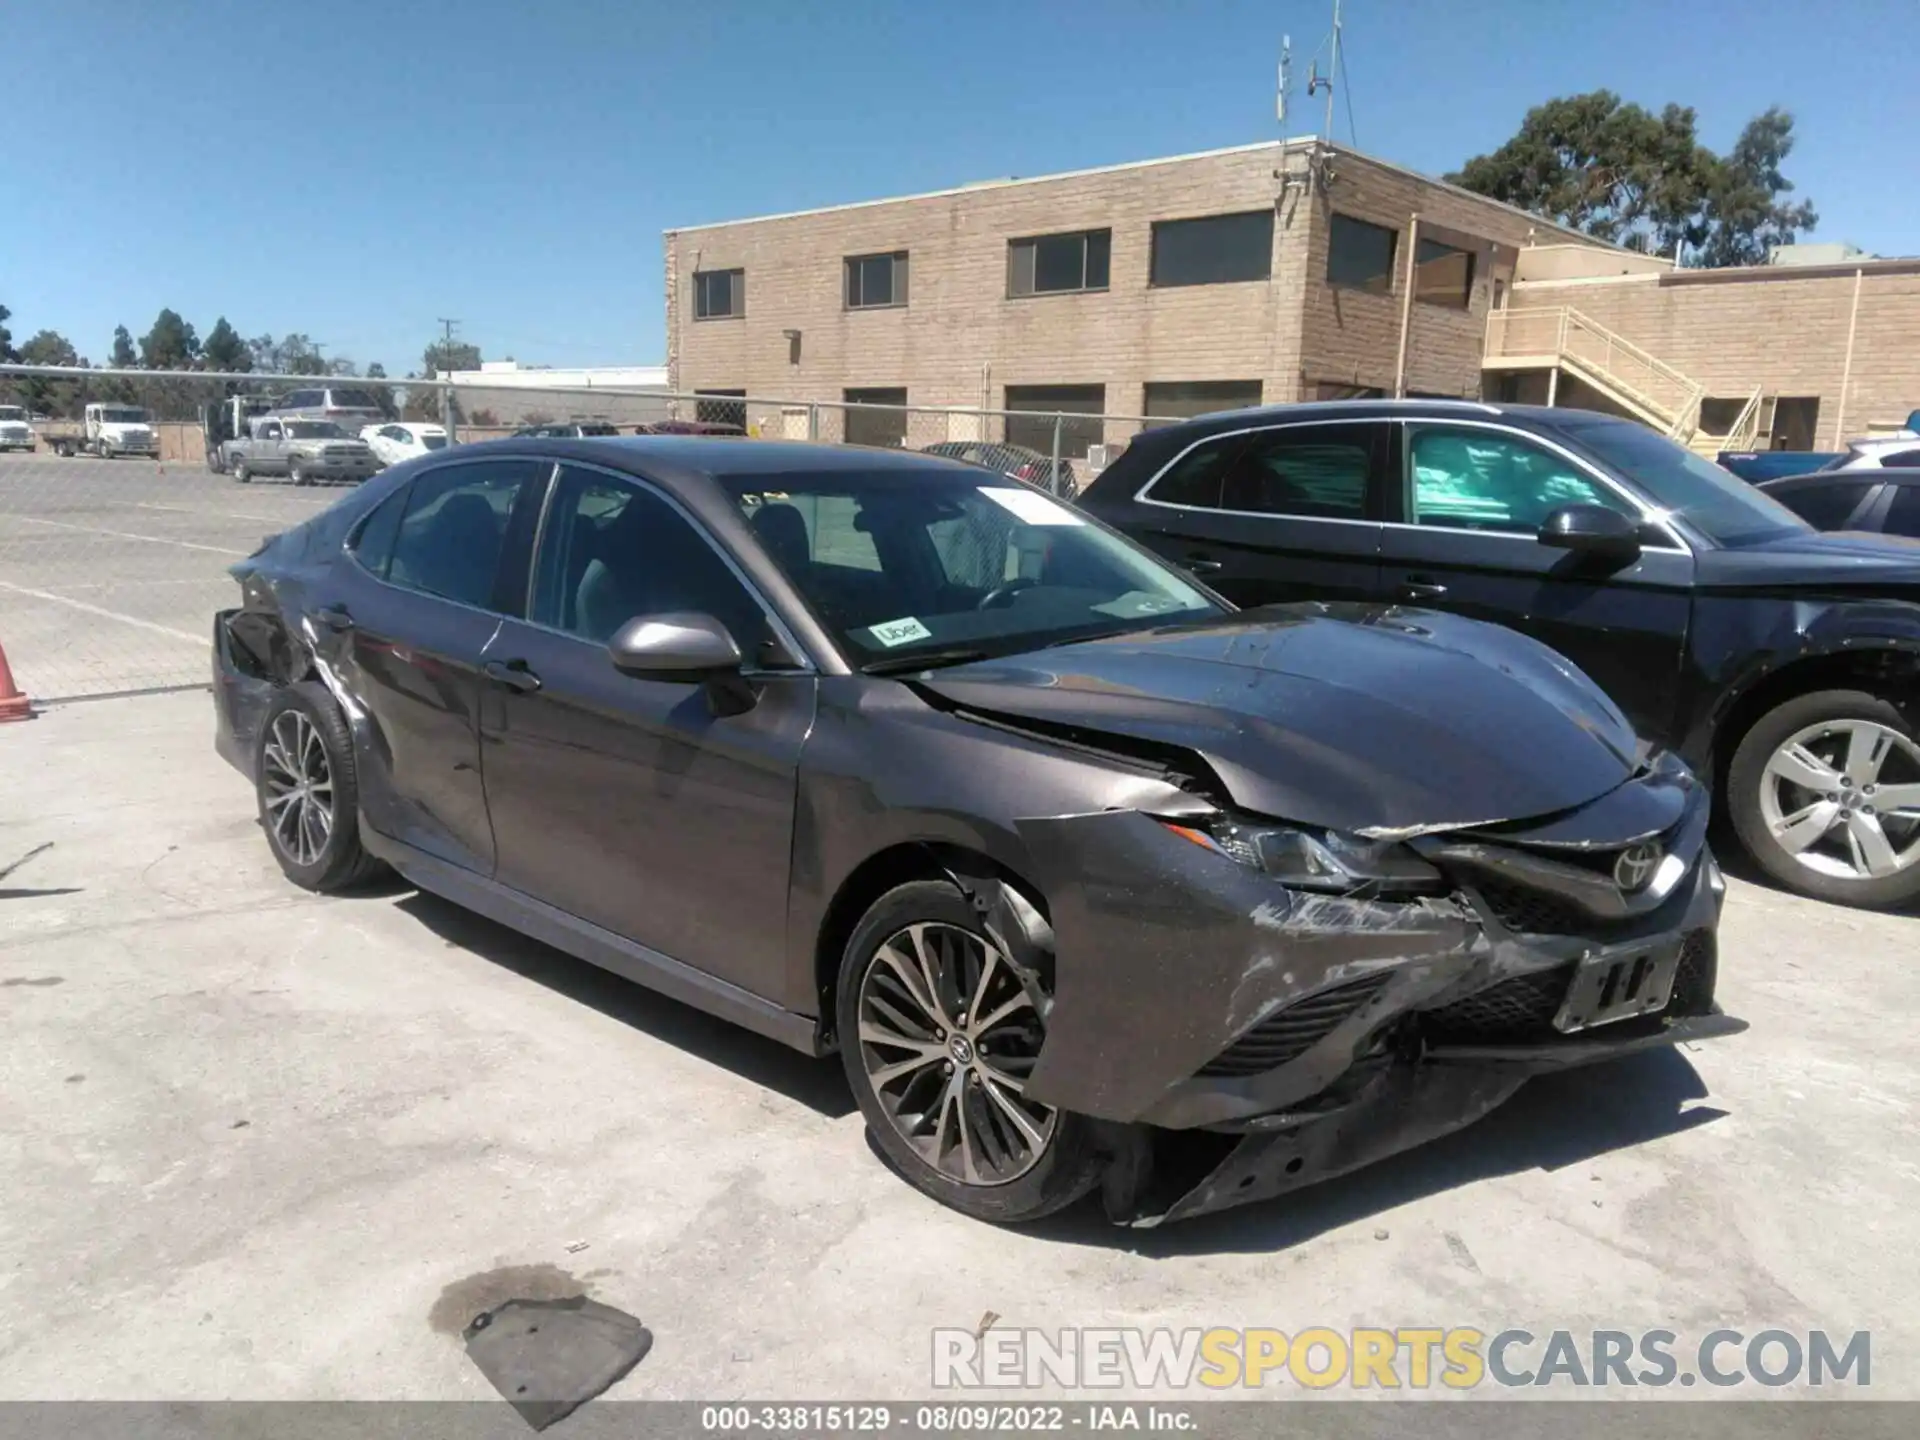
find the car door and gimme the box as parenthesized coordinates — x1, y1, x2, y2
(1115, 420, 1389, 607)
(254, 420, 288, 474)
(323, 456, 550, 873)
(1377, 420, 1694, 743)
(476, 461, 815, 1003)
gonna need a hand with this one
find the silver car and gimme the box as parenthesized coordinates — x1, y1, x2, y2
(229, 419, 380, 486)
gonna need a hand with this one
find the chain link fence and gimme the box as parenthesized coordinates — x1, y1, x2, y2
(0, 363, 1177, 704)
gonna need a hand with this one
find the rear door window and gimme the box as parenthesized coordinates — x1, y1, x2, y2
(1883, 484, 1920, 539)
(1221, 425, 1377, 518)
(387, 460, 543, 609)
(1770, 481, 1875, 531)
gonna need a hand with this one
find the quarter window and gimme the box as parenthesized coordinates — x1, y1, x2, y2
(1326, 214, 1398, 293)
(1406, 427, 1630, 534)
(386, 459, 539, 608)
(846, 252, 908, 309)
(349, 487, 409, 577)
(1149, 211, 1273, 287)
(694, 268, 744, 320)
(1009, 230, 1112, 296)
(532, 466, 769, 651)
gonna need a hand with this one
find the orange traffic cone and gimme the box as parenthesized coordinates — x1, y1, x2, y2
(0, 639, 32, 722)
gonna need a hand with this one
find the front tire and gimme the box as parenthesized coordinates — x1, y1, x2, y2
(1728, 688, 1920, 908)
(254, 683, 385, 892)
(836, 879, 1106, 1223)
(233, 457, 251, 484)
(290, 458, 310, 487)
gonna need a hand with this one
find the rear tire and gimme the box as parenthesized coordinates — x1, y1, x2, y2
(253, 682, 386, 893)
(1728, 688, 1920, 909)
(836, 879, 1106, 1223)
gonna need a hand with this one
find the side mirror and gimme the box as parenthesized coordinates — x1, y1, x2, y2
(607, 612, 743, 680)
(1537, 503, 1642, 563)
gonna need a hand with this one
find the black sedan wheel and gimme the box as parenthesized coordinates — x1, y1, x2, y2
(254, 684, 384, 892)
(836, 880, 1105, 1222)
(1730, 689, 1920, 908)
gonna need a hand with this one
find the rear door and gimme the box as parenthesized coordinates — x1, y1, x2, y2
(1111, 419, 1389, 607)
(476, 462, 813, 1001)
(325, 456, 550, 873)
(1377, 420, 1694, 742)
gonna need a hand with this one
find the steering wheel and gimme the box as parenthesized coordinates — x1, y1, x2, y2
(976, 577, 1038, 610)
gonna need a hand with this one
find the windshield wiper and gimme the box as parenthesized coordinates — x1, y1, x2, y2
(860, 647, 994, 676)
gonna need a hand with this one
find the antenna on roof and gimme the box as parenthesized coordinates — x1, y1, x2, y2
(1307, 0, 1343, 142)
(1277, 35, 1291, 131)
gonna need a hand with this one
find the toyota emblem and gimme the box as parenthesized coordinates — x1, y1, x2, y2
(1613, 842, 1662, 893)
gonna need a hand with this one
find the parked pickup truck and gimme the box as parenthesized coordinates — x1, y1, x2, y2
(40, 403, 160, 458)
(227, 417, 379, 486)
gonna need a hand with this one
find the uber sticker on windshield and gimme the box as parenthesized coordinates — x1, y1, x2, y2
(867, 616, 934, 648)
(980, 487, 1086, 526)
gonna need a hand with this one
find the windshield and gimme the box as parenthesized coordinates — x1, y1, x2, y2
(723, 471, 1223, 667)
(1554, 414, 1807, 547)
(99, 407, 149, 424)
(287, 422, 348, 439)
(0, 407, 26, 422)
(422, 433, 449, 450)
(330, 389, 379, 410)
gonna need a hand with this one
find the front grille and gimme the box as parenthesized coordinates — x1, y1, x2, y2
(1198, 971, 1394, 1079)
(1473, 880, 1592, 936)
(1670, 930, 1715, 1016)
(1421, 964, 1573, 1044)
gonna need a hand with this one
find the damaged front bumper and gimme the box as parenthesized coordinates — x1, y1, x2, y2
(1012, 764, 1744, 1226)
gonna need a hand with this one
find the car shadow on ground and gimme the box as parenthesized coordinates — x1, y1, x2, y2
(390, 887, 855, 1120)
(1035, 1046, 1727, 1256)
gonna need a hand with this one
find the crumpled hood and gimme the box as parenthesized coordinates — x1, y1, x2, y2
(918, 602, 1644, 835)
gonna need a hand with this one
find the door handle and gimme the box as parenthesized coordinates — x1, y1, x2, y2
(314, 604, 354, 631)
(483, 659, 543, 694)
(1398, 576, 1449, 601)
(1183, 552, 1224, 576)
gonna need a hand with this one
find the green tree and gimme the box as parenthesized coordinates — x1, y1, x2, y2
(139, 308, 201, 368)
(1451, 91, 1817, 265)
(1692, 108, 1819, 267)
(202, 317, 251, 372)
(0, 302, 14, 364)
(18, 331, 85, 416)
(422, 339, 481, 377)
(366, 361, 387, 379)
(110, 326, 137, 368)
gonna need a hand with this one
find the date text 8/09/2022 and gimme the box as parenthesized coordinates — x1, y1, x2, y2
(700, 1404, 1196, 1432)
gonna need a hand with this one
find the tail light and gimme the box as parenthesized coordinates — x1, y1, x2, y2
(1014, 462, 1038, 480)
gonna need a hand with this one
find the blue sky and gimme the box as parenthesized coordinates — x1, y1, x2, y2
(4, 0, 1911, 373)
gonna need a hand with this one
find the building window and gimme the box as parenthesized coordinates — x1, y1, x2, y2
(1326, 214, 1398, 293)
(693, 269, 744, 320)
(695, 390, 746, 428)
(1144, 380, 1263, 420)
(843, 387, 908, 449)
(1413, 237, 1475, 308)
(1004, 384, 1106, 460)
(1008, 230, 1112, 297)
(845, 252, 908, 309)
(1149, 211, 1274, 288)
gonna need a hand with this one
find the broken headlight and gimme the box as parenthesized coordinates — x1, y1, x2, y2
(1159, 815, 1443, 894)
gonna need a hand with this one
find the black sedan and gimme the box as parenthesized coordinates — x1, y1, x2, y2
(1759, 468, 1920, 540)
(213, 438, 1739, 1226)
(1081, 402, 1920, 909)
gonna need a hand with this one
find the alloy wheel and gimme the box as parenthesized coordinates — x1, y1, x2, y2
(856, 921, 1056, 1187)
(261, 710, 335, 867)
(1759, 718, 1920, 880)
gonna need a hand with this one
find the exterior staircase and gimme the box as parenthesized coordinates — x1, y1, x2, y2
(1483, 307, 1765, 458)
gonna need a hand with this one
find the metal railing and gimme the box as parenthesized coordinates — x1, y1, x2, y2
(0, 362, 1182, 702)
(1484, 306, 1707, 440)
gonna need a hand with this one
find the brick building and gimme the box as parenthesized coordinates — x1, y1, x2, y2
(664, 138, 1919, 459)
(663, 139, 1602, 454)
